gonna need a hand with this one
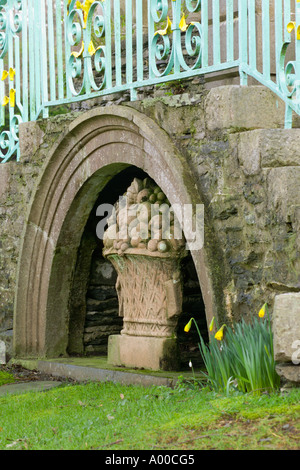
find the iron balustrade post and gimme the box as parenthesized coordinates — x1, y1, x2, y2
(238, 0, 248, 85)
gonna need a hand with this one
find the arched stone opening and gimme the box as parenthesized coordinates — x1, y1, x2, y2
(13, 106, 218, 362)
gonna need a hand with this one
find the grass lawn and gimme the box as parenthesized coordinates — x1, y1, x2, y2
(0, 380, 299, 450)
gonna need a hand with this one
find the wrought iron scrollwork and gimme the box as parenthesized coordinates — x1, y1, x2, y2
(279, 17, 300, 125)
(67, 0, 106, 97)
(279, 24, 298, 99)
(0, 0, 23, 162)
(149, 0, 202, 78)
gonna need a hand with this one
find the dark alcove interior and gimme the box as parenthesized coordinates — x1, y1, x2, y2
(67, 166, 208, 369)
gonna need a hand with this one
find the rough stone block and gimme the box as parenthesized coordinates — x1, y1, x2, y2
(260, 129, 300, 168)
(273, 293, 300, 363)
(237, 128, 300, 176)
(237, 131, 262, 175)
(0, 164, 12, 199)
(266, 167, 300, 222)
(205, 86, 285, 131)
(0, 340, 6, 364)
(107, 335, 180, 371)
(19, 121, 45, 159)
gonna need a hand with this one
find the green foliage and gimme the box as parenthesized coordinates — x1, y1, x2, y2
(188, 311, 280, 396)
(0, 381, 299, 450)
(0, 370, 15, 387)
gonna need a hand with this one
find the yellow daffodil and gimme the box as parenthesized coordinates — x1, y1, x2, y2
(258, 303, 267, 318)
(209, 316, 215, 332)
(215, 324, 226, 341)
(184, 318, 193, 333)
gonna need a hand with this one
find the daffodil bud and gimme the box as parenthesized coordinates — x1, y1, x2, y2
(209, 317, 215, 332)
(215, 324, 226, 341)
(184, 318, 193, 333)
(258, 303, 267, 318)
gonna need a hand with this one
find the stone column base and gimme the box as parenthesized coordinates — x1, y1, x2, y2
(107, 335, 180, 371)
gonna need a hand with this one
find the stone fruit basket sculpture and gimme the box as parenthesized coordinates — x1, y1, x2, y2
(103, 177, 187, 370)
(103, 177, 186, 256)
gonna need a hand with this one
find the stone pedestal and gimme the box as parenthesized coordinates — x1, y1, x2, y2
(105, 250, 185, 371)
(108, 335, 179, 371)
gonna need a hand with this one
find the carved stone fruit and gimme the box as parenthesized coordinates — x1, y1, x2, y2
(156, 192, 165, 202)
(137, 189, 151, 203)
(147, 239, 158, 252)
(120, 242, 129, 252)
(131, 237, 141, 248)
(158, 241, 169, 253)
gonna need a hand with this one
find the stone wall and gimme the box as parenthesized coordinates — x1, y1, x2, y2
(127, 85, 299, 323)
(84, 250, 122, 355)
(0, 85, 299, 372)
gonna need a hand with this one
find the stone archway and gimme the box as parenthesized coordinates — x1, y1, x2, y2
(13, 106, 217, 359)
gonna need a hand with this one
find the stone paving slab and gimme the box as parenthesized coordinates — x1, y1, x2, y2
(0, 381, 62, 396)
(37, 361, 177, 388)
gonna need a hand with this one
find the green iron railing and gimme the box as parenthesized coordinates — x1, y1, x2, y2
(0, 0, 299, 163)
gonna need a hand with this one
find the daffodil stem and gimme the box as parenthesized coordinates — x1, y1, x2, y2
(191, 317, 202, 339)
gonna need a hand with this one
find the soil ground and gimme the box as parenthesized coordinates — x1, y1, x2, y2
(1, 363, 76, 384)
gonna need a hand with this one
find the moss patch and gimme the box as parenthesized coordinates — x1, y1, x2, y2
(0, 370, 15, 386)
